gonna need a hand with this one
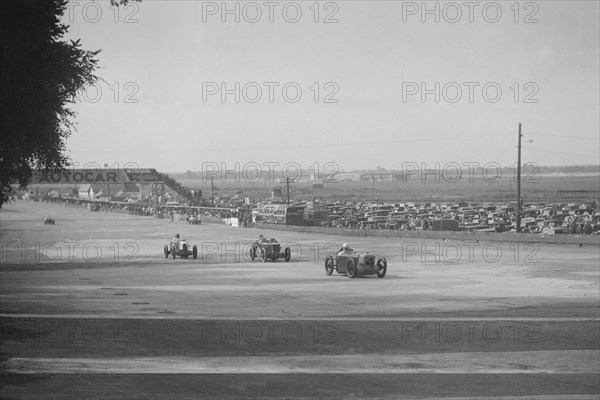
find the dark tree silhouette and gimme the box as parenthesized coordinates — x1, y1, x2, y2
(0, 0, 101, 206)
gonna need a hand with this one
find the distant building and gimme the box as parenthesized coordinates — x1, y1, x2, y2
(29, 168, 191, 204)
(46, 189, 73, 198)
(77, 184, 114, 200)
(77, 184, 93, 199)
(113, 183, 141, 202)
(358, 171, 401, 182)
(313, 171, 403, 182)
(336, 172, 361, 181)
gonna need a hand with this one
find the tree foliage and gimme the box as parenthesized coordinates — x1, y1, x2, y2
(0, 0, 100, 206)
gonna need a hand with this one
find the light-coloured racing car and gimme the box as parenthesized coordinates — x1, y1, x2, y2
(164, 239, 198, 260)
(324, 252, 387, 278)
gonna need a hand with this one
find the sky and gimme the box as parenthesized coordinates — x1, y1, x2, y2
(62, 0, 600, 173)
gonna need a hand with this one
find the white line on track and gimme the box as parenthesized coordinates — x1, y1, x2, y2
(1, 313, 598, 322)
(4, 350, 599, 374)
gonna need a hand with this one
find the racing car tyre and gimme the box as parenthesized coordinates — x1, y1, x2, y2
(250, 247, 256, 261)
(182, 243, 188, 254)
(346, 258, 357, 279)
(171, 245, 176, 259)
(376, 257, 387, 278)
(324, 256, 334, 275)
(261, 248, 268, 262)
(284, 247, 291, 262)
(164, 245, 169, 258)
(192, 245, 198, 260)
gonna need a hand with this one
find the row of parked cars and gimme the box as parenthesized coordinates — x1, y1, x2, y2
(318, 200, 599, 233)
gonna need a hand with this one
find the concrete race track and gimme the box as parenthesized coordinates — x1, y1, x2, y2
(1, 201, 599, 399)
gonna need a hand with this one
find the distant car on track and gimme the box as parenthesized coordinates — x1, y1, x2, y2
(43, 216, 55, 225)
(250, 238, 291, 262)
(187, 216, 201, 225)
(324, 252, 387, 278)
(164, 238, 198, 259)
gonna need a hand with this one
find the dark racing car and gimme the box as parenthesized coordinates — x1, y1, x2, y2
(250, 238, 291, 262)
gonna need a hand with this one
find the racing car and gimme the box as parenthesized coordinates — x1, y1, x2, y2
(187, 215, 201, 225)
(250, 238, 291, 262)
(324, 252, 387, 278)
(164, 239, 198, 259)
(43, 216, 55, 225)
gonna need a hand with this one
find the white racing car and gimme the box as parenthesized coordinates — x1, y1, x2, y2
(164, 238, 198, 260)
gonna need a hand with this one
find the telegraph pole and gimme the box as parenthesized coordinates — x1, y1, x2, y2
(211, 176, 214, 207)
(516, 123, 522, 233)
(372, 175, 375, 201)
(286, 177, 290, 205)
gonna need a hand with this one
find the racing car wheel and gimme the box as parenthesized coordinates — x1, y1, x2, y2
(346, 258, 357, 279)
(324, 256, 334, 275)
(376, 257, 387, 278)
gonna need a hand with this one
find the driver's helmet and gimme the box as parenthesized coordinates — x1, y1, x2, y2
(175, 233, 180, 238)
(342, 243, 350, 250)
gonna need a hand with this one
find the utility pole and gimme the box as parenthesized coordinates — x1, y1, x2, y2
(286, 177, 290, 205)
(372, 175, 375, 201)
(211, 176, 214, 207)
(516, 123, 522, 233)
